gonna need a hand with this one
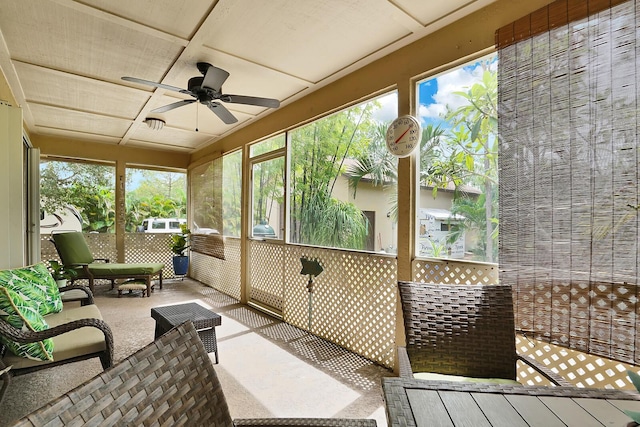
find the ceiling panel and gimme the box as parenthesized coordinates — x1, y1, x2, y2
(14, 62, 149, 118)
(127, 126, 218, 150)
(0, 0, 182, 82)
(35, 127, 122, 145)
(393, 0, 495, 26)
(199, 0, 413, 82)
(30, 104, 131, 138)
(77, 0, 216, 39)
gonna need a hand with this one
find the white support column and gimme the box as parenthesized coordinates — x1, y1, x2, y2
(0, 102, 24, 268)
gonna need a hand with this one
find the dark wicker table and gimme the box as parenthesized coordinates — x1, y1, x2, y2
(151, 302, 222, 363)
(382, 378, 640, 427)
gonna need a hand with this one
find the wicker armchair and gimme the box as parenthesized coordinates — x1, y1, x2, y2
(396, 281, 569, 386)
(14, 321, 376, 427)
(0, 295, 114, 404)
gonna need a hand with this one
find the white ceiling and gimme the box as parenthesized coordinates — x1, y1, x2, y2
(0, 0, 495, 154)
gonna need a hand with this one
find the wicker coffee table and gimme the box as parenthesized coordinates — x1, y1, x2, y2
(150, 302, 222, 363)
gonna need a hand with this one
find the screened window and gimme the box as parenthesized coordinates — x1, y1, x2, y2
(126, 168, 186, 233)
(289, 92, 398, 252)
(190, 159, 222, 234)
(416, 53, 498, 262)
(222, 150, 242, 237)
(251, 155, 284, 239)
(40, 159, 115, 234)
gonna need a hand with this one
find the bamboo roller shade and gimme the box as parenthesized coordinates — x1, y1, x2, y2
(497, 0, 640, 365)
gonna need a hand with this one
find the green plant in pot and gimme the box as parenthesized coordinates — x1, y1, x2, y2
(48, 260, 78, 287)
(170, 224, 191, 276)
(625, 370, 640, 427)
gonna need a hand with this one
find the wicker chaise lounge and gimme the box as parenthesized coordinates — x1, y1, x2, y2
(14, 321, 376, 427)
(52, 231, 164, 297)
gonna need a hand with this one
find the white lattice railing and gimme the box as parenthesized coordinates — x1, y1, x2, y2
(191, 237, 241, 301)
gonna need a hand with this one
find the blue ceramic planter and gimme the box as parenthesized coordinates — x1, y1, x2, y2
(172, 255, 189, 276)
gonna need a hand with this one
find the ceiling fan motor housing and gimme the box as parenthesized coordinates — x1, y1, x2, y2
(188, 76, 216, 102)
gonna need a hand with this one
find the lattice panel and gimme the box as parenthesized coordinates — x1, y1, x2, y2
(83, 233, 117, 261)
(124, 233, 175, 278)
(283, 246, 398, 368)
(516, 334, 639, 390)
(40, 237, 59, 263)
(248, 240, 284, 311)
(412, 259, 498, 284)
(190, 238, 241, 300)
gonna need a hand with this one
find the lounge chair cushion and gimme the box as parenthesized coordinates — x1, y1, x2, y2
(0, 263, 62, 316)
(52, 232, 95, 264)
(3, 305, 106, 370)
(88, 262, 164, 276)
(0, 286, 53, 361)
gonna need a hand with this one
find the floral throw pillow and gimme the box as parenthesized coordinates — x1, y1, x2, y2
(0, 263, 62, 316)
(0, 285, 54, 361)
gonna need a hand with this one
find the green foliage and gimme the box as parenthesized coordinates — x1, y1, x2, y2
(289, 104, 375, 249)
(40, 161, 116, 232)
(47, 260, 78, 281)
(423, 61, 499, 262)
(170, 224, 191, 256)
(252, 156, 284, 231)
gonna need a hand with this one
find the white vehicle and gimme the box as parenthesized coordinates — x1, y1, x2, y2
(137, 218, 186, 233)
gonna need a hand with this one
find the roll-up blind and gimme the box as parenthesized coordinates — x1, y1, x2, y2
(497, 0, 640, 364)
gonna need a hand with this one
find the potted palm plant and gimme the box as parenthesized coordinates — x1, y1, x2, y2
(170, 224, 191, 276)
(48, 260, 78, 287)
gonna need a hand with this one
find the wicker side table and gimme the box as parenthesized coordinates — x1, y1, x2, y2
(151, 302, 222, 363)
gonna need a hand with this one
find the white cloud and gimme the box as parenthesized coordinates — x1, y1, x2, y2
(419, 63, 485, 121)
(371, 92, 397, 123)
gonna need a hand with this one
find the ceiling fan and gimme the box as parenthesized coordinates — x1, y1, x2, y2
(122, 62, 280, 125)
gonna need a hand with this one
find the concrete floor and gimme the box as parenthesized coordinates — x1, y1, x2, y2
(0, 278, 392, 426)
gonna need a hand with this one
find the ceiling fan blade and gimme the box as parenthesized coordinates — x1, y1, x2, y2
(151, 99, 196, 113)
(221, 94, 280, 108)
(201, 65, 229, 93)
(207, 101, 238, 124)
(122, 76, 191, 95)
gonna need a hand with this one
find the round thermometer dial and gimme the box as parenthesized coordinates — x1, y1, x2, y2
(385, 115, 422, 157)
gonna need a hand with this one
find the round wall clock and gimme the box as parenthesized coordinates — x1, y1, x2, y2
(385, 115, 422, 157)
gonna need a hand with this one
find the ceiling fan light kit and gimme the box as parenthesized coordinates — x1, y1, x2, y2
(144, 118, 165, 130)
(123, 62, 280, 125)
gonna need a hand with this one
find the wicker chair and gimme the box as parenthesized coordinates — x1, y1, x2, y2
(13, 321, 376, 427)
(0, 290, 114, 404)
(396, 281, 569, 386)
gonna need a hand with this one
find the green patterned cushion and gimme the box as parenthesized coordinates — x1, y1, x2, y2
(0, 263, 63, 316)
(0, 285, 54, 361)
